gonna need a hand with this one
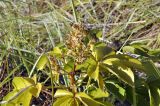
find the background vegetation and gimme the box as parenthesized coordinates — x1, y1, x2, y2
(0, 0, 160, 106)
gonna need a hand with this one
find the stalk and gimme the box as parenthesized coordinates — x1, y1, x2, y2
(133, 86, 137, 106)
(48, 57, 55, 104)
(70, 64, 77, 93)
(70, 0, 78, 23)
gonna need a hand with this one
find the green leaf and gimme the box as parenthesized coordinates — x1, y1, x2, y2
(76, 92, 104, 106)
(123, 46, 135, 53)
(143, 60, 160, 83)
(86, 57, 97, 80)
(54, 89, 73, 98)
(101, 101, 113, 106)
(88, 64, 99, 81)
(92, 43, 115, 61)
(149, 86, 160, 106)
(89, 88, 109, 99)
(48, 47, 62, 57)
(53, 93, 80, 106)
(105, 81, 126, 100)
(30, 83, 42, 98)
(103, 54, 144, 71)
(36, 54, 48, 70)
(103, 61, 134, 87)
(85, 57, 97, 65)
(53, 47, 62, 55)
(148, 49, 160, 56)
(148, 79, 160, 88)
(76, 60, 90, 71)
(103, 58, 120, 66)
(137, 94, 149, 106)
(1, 90, 18, 106)
(126, 86, 133, 104)
(1, 87, 32, 106)
(123, 45, 149, 57)
(86, 58, 106, 88)
(96, 31, 102, 38)
(12, 77, 35, 90)
(64, 60, 75, 73)
(32, 74, 37, 84)
(69, 98, 79, 106)
(102, 54, 145, 87)
(1, 77, 42, 106)
(52, 96, 73, 106)
(53, 91, 105, 106)
(98, 75, 104, 90)
(116, 54, 144, 71)
(58, 97, 73, 106)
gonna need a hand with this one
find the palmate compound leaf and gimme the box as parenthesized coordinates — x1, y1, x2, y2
(53, 89, 105, 106)
(89, 44, 141, 87)
(89, 43, 145, 88)
(103, 58, 134, 87)
(1, 77, 42, 106)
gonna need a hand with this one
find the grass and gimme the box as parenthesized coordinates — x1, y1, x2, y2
(0, 0, 159, 105)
